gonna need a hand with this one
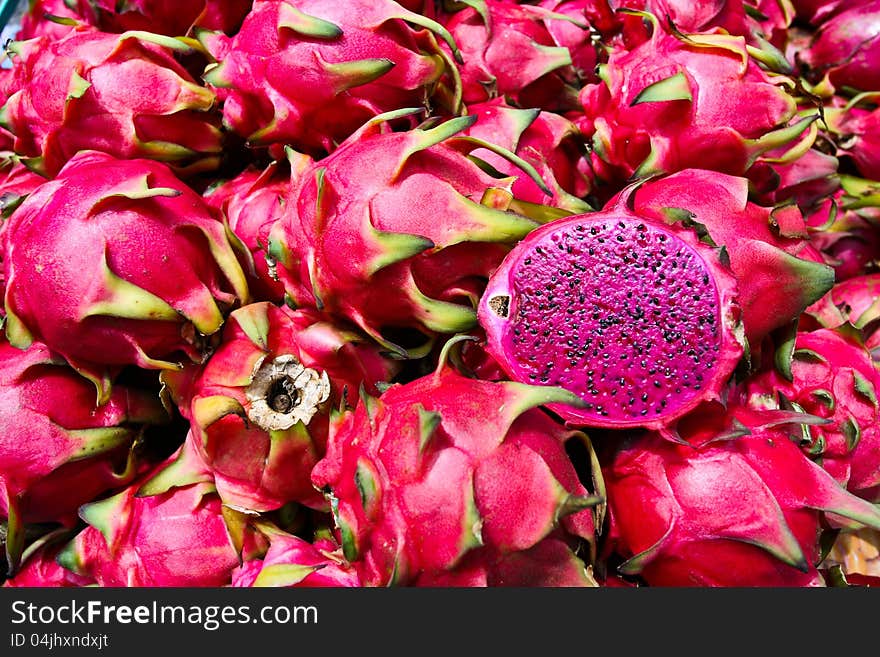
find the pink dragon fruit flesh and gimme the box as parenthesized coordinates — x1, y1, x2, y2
(478, 181, 746, 430)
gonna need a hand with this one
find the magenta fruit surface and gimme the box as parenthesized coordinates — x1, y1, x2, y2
(479, 211, 742, 428)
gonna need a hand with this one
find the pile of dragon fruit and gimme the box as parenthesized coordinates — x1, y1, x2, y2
(0, 0, 879, 589)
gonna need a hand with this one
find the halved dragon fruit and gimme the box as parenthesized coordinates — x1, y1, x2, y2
(479, 186, 744, 429)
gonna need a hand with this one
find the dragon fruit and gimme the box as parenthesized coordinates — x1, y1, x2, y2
(16, 0, 252, 39)
(803, 274, 880, 362)
(310, 340, 604, 586)
(2, 151, 250, 402)
(577, 10, 814, 188)
(439, 0, 580, 112)
(56, 454, 268, 586)
(459, 97, 593, 214)
(478, 185, 744, 430)
(268, 112, 547, 357)
(536, 0, 601, 84)
(796, 1, 880, 93)
(602, 406, 880, 586)
(87, 0, 252, 36)
(160, 301, 399, 512)
(807, 193, 880, 282)
(3, 532, 94, 587)
(201, 0, 462, 155)
(203, 157, 309, 303)
(748, 147, 840, 212)
(826, 274, 880, 339)
(822, 98, 880, 181)
(0, 156, 45, 229)
(0, 26, 224, 177)
(15, 1, 96, 41)
(0, 338, 167, 574)
(232, 522, 360, 587)
(740, 328, 880, 497)
(608, 0, 795, 47)
(790, 0, 848, 24)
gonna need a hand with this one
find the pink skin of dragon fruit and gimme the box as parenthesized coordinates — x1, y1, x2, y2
(86, 0, 252, 36)
(602, 406, 880, 586)
(806, 194, 880, 282)
(0, 26, 224, 178)
(439, 0, 580, 112)
(3, 536, 94, 587)
(16, 0, 251, 40)
(0, 338, 167, 574)
(739, 328, 880, 497)
(201, 0, 462, 155)
(160, 301, 400, 513)
(790, 0, 849, 25)
(823, 101, 880, 181)
(232, 524, 360, 587)
(203, 158, 309, 304)
(2, 150, 250, 402)
(611, 0, 753, 37)
(803, 274, 880, 364)
(0, 157, 46, 228)
(268, 112, 548, 357)
(478, 182, 745, 430)
(797, 1, 880, 93)
(576, 10, 814, 187)
(748, 147, 840, 212)
(621, 168, 835, 350)
(460, 97, 593, 214)
(56, 455, 268, 587)
(15, 1, 98, 41)
(311, 348, 604, 587)
(536, 0, 601, 83)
